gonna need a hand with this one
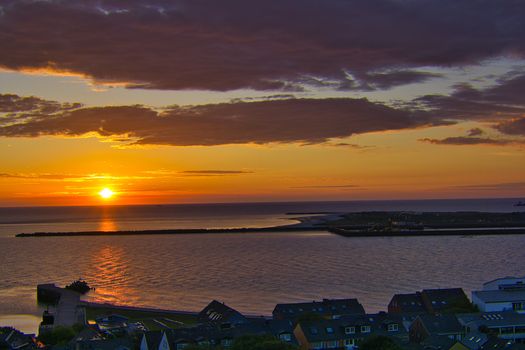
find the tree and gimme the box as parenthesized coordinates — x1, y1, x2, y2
(359, 336, 404, 350)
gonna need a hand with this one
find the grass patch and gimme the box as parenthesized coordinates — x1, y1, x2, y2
(84, 305, 198, 330)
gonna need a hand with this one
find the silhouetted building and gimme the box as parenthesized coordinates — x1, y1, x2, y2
(273, 298, 365, 321)
(198, 300, 248, 327)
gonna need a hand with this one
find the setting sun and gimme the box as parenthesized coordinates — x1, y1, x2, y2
(98, 188, 114, 199)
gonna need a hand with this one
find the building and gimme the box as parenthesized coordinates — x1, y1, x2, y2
(472, 290, 525, 313)
(0, 327, 39, 350)
(293, 313, 407, 349)
(409, 314, 464, 343)
(273, 298, 365, 321)
(198, 300, 248, 327)
(421, 288, 473, 314)
(456, 312, 525, 343)
(388, 292, 426, 315)
(483, 277, 525, 291)
(140, 319, 297, 350)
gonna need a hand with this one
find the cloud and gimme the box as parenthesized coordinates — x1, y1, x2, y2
(0, 0, 524, 91)
(454, 182, 525, 191)
(290, 184, 359, 189)
(419, 136, 518, 146)
(180, 170, 253, 176)
(495, 117, 525, 136)
(411, 74, 525, 122)
(0, 93, 444, 146)
(467, 128, 484, 137)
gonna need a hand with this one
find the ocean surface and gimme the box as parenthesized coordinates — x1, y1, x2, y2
(0, 198, 524, 333)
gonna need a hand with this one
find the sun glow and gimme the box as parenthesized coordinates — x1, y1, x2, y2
(98, 188, 114, 199)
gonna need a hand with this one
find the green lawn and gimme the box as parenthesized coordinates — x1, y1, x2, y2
(84, 305, 198, 330)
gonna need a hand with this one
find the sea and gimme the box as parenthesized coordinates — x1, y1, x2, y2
(0, 198, 524, 334)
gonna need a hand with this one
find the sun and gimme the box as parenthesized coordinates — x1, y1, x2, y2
(98, 188, 114, 199)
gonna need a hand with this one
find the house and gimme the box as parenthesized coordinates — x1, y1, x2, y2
(388, 292, 426, 315)
(0, 327, 38, 350)
(293, 313, 407, 349)
(389, 288, 473, 316)
(140, 331, 164, 350)
(198, 300, 248, 327)
(273, 298, 365, 321)
(421, 289, 473, 314)
(456, 312, 525, 343)
(472, 290, 525, 313)
(409, 314, 464, 343)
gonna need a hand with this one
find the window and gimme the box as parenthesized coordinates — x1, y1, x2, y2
(310, 327, 318, 335)
(221, 339, 233, 347)
(513, 302, 524, 311)
(280, 333, 292, 342)
(326, 327, 334, 334)
(388, 323, 399, 332)
(361, 325, 371, 333)
(344, 339, 355, 346)
(345, 327, 356, 334)
(326, 341, 338, 348)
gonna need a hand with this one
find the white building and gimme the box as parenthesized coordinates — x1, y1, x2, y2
(472, 276, 525, 313)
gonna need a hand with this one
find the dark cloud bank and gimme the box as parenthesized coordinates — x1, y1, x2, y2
(1, 0, 525, 91)
(2, 69, 525, 146)
(0, 94, 442, 146)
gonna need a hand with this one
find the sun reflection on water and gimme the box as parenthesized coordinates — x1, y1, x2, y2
(88, 245, 140, 306)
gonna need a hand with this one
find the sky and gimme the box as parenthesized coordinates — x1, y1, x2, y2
(0, 0, 525, 206)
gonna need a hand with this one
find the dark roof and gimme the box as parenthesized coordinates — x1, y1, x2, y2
(198, 300, 248, 325)
(389, 293, 426, 313)
(296, 313, 407, 343)
(164, 321, 286, 346)
(273, 298, 365, 319)
(473, 290, 525, 303)
(457, 311, 525, 328)
(0, 327, 37, 350)
(142, 331, 163, 350)
(421, 288, 470, 313)
(415, 314, 463, 335)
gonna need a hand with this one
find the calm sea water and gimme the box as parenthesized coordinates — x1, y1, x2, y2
(0, 199, 524, 333)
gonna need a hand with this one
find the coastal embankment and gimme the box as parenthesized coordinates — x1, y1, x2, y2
(15, 211, 525, 238)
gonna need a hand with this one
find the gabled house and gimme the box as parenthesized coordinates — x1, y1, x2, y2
(409, 314, 464, 343)
(293, 313, 407, 350)
(198, 300, 248, 327)
(388, 292, 426, 315)
(140, 331, 163, 350)
(273, 298, 365, 321)
(421, 289, 473, 314)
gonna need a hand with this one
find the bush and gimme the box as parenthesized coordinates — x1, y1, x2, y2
(38, 326, 76, 346)
(232, 335, 298, 350)
(360, 336, 404, 350)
